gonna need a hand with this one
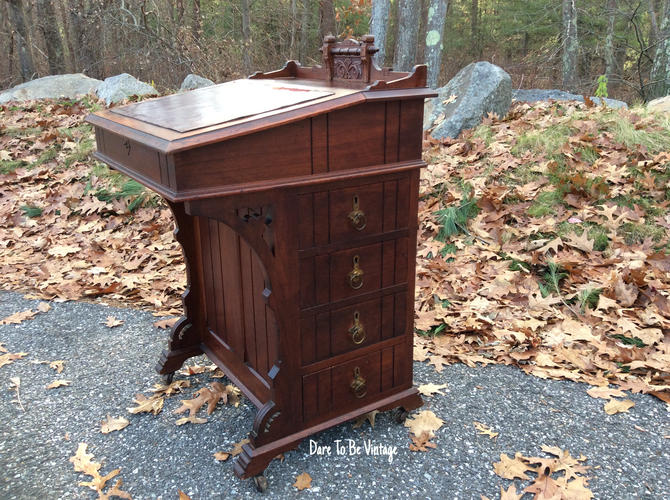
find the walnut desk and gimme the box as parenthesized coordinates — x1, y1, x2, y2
(87, 36, 437, 486)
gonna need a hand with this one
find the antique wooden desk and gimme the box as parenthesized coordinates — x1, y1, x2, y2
(87, 36, 436, 487)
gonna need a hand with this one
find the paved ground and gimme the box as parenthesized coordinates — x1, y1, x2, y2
(0, 290, 668, 499)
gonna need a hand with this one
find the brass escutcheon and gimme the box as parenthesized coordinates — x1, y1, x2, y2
(348, 195, 367, 231)
(350, 366, 367, 398)
(348, 311, 366, 344)
(347, 255, 364, 289)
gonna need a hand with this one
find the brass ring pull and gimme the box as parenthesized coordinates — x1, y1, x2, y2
(347, 255, 364, 290)
(348, 195, 367, 231)
(349, 311, 366, 345)
(350, 366, 367, 398)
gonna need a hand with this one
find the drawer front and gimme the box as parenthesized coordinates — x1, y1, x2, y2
(96, 129, 166, 185)
(302, 343, 411, 423)
(300, 292, 408, 365)
(299, 238, 409, 308)
(297, 176, 410, 250)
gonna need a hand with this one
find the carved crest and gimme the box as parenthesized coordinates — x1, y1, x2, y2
(321, 35, 378, 82)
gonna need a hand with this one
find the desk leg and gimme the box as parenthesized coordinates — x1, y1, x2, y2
(156, 201, 204, 376)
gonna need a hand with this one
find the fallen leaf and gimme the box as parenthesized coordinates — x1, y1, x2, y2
(230, 438, 250, 457)
(493, 452, 534, 480)
(409, 431, 438, 452)
(499, 484, 523, 500)
(404, 410, 444, 438)
(127, 393, 164, 415)
(352, 410, 379, 429)
(104, 316, 124, 328)
(178, 491, 191, 500)
(417, 382, 448, 397)
(47, 245, 81, 257)
(101, 415, 129, 434)
(213, 451, 230, 462)
(293, 472, 312, 490)
(49, 360, 65, 373)
(474, 421, 499, 439)
(175, 415, 208, 425)
(47, 379, 71, 389)
(37, 302, 51, 313)
(586, 387, 625, 400)
(603, 399, 635, 415)
(0, 351, 28, 368)
(0, 309, 38, 325)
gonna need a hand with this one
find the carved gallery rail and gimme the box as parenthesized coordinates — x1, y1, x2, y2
(87, 35, 437, 491)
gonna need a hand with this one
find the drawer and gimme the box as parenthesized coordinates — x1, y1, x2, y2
(301, 343, 411, 423)
(300, 292, 408, 365)
(299, 238, 409, 308)
(297, 176, 410, 249)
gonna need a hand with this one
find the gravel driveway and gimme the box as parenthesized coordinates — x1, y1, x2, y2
(0, 290, 668, 499)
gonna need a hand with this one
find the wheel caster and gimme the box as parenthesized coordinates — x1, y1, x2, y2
(162, 372, 175, 385)
(395, 408, 409, 424)
(253, 474, 268, 492)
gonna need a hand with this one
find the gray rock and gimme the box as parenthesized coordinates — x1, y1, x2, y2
(647, 95, 670, 113)
(424, 61, 512, 140)
(513, 89, 628, 109)
(180, 74, 214, 91)
(0, 73, 102, 104)
(95, 73, 157, 105)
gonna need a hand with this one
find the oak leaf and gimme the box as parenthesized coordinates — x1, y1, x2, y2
(409, 431, 438, 452)
(493, 453, 534, 480)
(100, 415, 130, 434)
(293, 472, 312, 490)
(46, 379, 71, 389)
(127, 393, 164, 415)
(499, 484, 523, 500)
(47, 245, 81, 257)
(417, 383, 448, 397)
(0, 309, 38, 325)
(230, 438, 250, 457)
(352, 410, 379, 429)
(49, 360, 65, 373)
(213, 451, 230, 462)
(0, 352, 28, 368)
(603, 399, 634, 415)
(404, 410, 444, 438)
(473, 421, 498, 439)
(152, 317, 179, 329)
(586, 387, 625, 400)
(104, 316, 124, 328)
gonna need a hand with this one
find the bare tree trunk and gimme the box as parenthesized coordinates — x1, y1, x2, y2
(6, 0, 35, 81)
(192, 0, 201, 42)
(394, 0, 420, 71)
(470, 0, 479, 57)
(648, 0, 660, 60)
(36, 0, 65, 74)
(319, 0, 336, 40)
(561, 0, 579, 91)
(300, 0, 310, 61)
(370, 0, 390, 66)
(176, 0, 184, 23)
(425, 0, 448, 88)
(650, 2, 670, 99)
(290, 0, 297, 59)
(605, 0, 617, 81)
(241, 0, 252, 73)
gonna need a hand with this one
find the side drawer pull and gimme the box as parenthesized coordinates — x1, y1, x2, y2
(350, 366, 367, 398)
(347, 255, 364, 290)
(348, 195, 367, 231)
(348, 311, 366, 345)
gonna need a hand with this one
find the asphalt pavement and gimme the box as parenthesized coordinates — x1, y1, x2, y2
(0, 290, 668, 499)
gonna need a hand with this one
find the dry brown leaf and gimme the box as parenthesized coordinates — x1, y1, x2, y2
(603, 399, 635, 415)
(493, 453, 534, 480)
(230, 438, 250, 457)
(213, 451, 230, 462)
(499, 484, 523, 500)
(473, 421, 499, 439)
(293, 472, 312, 490)
(586, 387, 625, 400)
(0, 309, 38, 325)
(46, 379, 71, 389)
(178, 491, 191, 500)
(175, 415, 208, 426)
(49, 360, 65, 373)
(404, 410, 444, 438)
(409, 431, 438, 452)
(127, 393, 164, 415)
(417, 382, 448, 397)
(37, 302, 51, 313)
(101, 415, 130, 434)
(104, 316, 124, 328)
(70, 443, 131, 498)
(153, 317, 179, 329)
(352, 410, 379, 429)
(0, 351, 28, 368)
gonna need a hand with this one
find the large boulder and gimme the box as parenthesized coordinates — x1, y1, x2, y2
(96, 73, 157, 105)
(180, 74, 214, 91)
(0, 74, 102, 104)
(424, 62, 512, 140)
(513, 89, 627, 109)
(648, 95, 670, 113)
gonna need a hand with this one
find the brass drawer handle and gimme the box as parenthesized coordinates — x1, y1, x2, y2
(347, 255, 364, 289)
(350, 366, 367, 398)
(348, 195, 367, 231)
(349, 311, 366, 345)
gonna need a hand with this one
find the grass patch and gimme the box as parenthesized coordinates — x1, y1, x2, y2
(473, 124, 495, 146)
(511, 123, 573, 157)
(0, 159, 24, 174)
(527, 190, 564, 217)
(557, 222, 610, 251)
(435, 197, 479, 240)
(618, 222, 667, 245)
(20, 204, 43, 218)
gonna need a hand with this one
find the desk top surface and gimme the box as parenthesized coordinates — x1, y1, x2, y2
(111, 80, 338, 133)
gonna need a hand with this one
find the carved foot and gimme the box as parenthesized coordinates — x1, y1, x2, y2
(155, 318, 203, 376)
(253, 475, 268, 492)
(155, 346, 202, 375)
(395, 408, 410, 423)
(162, 372, 175, 385)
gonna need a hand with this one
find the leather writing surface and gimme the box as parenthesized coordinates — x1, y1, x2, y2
(112, 79, 333, 133)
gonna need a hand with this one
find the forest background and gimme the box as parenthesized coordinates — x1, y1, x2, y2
(2, 1, 670, 106)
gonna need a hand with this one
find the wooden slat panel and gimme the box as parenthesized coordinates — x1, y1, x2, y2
(394, 292, 407, 337)
(381, 294, 394, 341)
(266, 307, 279, 374)
(317, 369, 332, 415)
(219, 223, 245, 356)
(240, 241, 257, 367)
(302, 372, 319, 421)
(396, 175, 410, 229)
(199, 218, 217, 331)
(251, 253, 268, 378)
(208, 218, 225, 337)
(314, 254, 330, 305)
(297, 194, 314, 249)
(313, 191, 329, 246)
(299, 257, 315, 308)
(381, 347, 394, 392)
(311, 115, 328, 174)
(315, 312, 331, 361)
(301, 315, 316, 365)
(398, 100, 424, 161)
(382, 180, 398, 232)
(394, 238, 408, 284)
(381, 240, 395, 288)
(393, 344, 411, 387)
(384, 100, 400, 163)
(328, 102, 386, 170)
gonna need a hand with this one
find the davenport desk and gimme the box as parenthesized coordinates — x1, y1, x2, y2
(87, 36, 437, 487)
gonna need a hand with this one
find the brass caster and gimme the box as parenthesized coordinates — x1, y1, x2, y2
(395, 408, 409, 424)
(253, 474, 268, 492)
(162, 372, 175, 385)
